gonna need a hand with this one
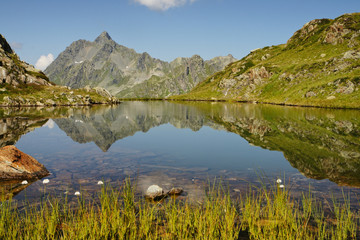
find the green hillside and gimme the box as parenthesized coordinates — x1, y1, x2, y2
(171, 13, 360, 108)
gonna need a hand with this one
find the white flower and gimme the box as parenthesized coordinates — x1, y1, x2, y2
(21, 180, 28, 185)
(276, 179, 282, 184)
(42, 179, 50, 184)
(97, 181, 104, 185)
(64, 191, 69, 195)
(74, 191, 81, 196)
(279, 184, 285, 188)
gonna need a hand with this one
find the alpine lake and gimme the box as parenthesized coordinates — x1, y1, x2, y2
(1, 101, 360, 207)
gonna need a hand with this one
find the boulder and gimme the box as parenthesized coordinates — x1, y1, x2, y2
(0, 145, 49, 180)
(145, 185, 166, 200)
(94, 87, 113, 98)
(305, 91, 317, 98)
(343, 50, 360, 59)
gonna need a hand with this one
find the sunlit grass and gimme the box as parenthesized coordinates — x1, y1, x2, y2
(0, 178, 359, 239)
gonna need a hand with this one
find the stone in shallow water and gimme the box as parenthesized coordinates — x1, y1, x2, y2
(145, 185, 165, 200)
(167, 187, 183, 196)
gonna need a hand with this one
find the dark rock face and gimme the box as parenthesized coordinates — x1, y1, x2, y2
(0, 34, 13, 54)
(0, 145, 49, 180)
(0, 34, 52, 87)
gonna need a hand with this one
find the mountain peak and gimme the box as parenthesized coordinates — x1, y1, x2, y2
(95, 31, 112, 44)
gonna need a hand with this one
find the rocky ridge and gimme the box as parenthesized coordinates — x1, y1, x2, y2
(45, 32, 236, 98)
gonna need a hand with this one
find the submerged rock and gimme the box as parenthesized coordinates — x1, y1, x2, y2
(0, 145, 49, 180)
(167, 187, 184, 196)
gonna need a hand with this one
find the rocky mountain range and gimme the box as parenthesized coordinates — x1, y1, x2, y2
(45, 32, 236, 98)
(172, 13, 360, 108)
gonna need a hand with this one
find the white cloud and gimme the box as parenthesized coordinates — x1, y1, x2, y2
(134, 0, 195, 11)
(35, 53, 54, 71)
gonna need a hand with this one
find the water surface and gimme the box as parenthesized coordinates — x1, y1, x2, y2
(1, 101, 360, 203)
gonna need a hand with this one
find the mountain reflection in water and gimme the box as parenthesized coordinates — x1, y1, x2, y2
(1, 102, 360, 200)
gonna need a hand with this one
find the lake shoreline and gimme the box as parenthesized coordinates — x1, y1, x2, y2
(1, 94, 359, 110)
(166, 98, 360, 110)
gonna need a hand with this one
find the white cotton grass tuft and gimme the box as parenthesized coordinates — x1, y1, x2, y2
(279, 184, 285, 188)
(21, 180, 28, 185)
(74, 191, 81, 196)
(97, 181, 104, 185)
(276, 179, 282, 184)
(42, 179, 50, 184)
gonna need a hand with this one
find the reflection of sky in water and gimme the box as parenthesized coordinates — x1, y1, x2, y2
(16, 120, 293, 174)
(111, 124, 291, 172)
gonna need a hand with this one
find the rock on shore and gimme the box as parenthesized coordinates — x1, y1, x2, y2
(0, 145, 49, 180)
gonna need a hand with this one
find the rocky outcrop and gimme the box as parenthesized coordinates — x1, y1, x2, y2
(0, 34, 52, 87)
(286, 19, 331, 47)
(324, 14, 360, 46)
(45, 31, 236, 98)
(218, 66, 271, 98)
(0, 145, 49, 180)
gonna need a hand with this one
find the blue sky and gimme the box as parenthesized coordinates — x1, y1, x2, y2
(2, 0, 359, 69)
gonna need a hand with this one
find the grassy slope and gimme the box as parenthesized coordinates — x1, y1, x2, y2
(171, 13, 360, 108)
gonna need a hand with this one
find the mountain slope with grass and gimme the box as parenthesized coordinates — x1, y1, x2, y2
(45, 32, 236, 98)
(171, 13, 360, 108)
